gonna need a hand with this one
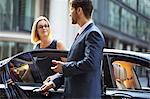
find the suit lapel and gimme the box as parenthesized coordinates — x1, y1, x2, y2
(68, 23, 94, 56)
(73, 23, 93, 43)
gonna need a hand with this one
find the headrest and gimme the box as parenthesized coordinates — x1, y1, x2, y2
(113, 64, 127, 81)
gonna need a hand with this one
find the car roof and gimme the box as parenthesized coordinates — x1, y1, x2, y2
(103, 49, 150, 61)
(0, 48, 149, 68)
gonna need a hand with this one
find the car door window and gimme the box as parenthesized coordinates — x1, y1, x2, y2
(7, 52, 62, 83)
(0, 50, 67, 98)
(3, 50, 67, 84)
(112, 60, 141, 89)
(8, 53, 36, 83)
(134, 65, 150, 88)
(110, 57, 150, 90)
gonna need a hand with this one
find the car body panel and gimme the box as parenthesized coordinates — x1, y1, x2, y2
(106, 88, 150, 98)
(0, 49, 149, 98)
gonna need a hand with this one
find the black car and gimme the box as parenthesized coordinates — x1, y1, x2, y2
(0, 49, 150, 98)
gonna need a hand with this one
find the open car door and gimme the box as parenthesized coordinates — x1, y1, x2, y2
(0, 49, 67, 98)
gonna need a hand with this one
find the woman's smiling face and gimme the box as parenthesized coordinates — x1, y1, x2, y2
(37, 19, 50, 38)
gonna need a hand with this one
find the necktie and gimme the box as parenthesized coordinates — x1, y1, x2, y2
(74, 33, 79, 40)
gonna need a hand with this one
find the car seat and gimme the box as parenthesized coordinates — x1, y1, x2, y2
(113, 61, 141, 89)
(113, 63, 127, 89)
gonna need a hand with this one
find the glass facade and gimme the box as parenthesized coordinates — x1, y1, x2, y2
(0, 0, 35, 32)
(121, 9, 136, 36)
(23, 0, 35, 31)
(92, 0, 149, 51)
(108, 1, 120, 30)
(138, 0, 150, 17)
(122, 0, 137, 10)
(137, 19, 149, 41)
(43, 0, 49, 18)
(0, 0, 52, 60)
(108, 1, 136, 36)
(121, 0, 150, 41)
(0, 0, 35, 60)
(122, 0, 150, 18)
(93, 0, 100, 22)
(108, 0, 150, 42)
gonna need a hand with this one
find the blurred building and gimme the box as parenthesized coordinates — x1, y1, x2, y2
(95, 0, 150, 52)
(0, 0, 34, 59)
(0, 0, 149, 60)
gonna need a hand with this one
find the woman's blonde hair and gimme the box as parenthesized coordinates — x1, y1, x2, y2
(31, 16, 52, 44)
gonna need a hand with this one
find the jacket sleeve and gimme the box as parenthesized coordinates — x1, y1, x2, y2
(52, 74, 64, 90)
(62, 31, 105, 77)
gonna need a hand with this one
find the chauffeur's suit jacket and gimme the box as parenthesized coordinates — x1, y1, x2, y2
(61, 23, 105, 99)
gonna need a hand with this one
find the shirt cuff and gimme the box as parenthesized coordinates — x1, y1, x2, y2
(48, 81, 56, 88)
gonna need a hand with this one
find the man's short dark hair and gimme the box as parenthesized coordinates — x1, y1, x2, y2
(72, 0, 93, 19)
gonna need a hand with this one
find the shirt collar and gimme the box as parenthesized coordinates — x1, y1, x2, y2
(78, 20, 93, 35)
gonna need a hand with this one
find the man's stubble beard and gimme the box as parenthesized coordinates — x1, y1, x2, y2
(72, 12, 78, 24)
(72, 17, 77, 24)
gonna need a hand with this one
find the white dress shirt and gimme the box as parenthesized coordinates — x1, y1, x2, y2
(77, 19, 93, 35)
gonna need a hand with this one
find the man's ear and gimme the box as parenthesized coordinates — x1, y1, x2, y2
(77, 7, 83, 15)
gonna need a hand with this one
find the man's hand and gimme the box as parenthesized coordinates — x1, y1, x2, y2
(51, 60, 65, 73)
(43, 76, 51, 84)
(7, 79, 15, 85)
(40, 81, 55, 96)
(41, 81, 54, 91)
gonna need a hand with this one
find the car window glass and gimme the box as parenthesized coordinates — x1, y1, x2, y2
(0, 53, 36, 86)
(3, 51, 67, 84)
(8, 53, 36, 83)
(112, 61, 142, 89)
(134, 65, 150, 88)
(111, 58, 149, 90)
(0, 50, 67, 98)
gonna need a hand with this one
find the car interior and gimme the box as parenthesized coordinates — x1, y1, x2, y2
(112, 60, 141, 89)
(9, 59, 35, 83)
(112, 63, 127, 89)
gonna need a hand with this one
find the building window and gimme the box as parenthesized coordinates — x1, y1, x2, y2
(108, 1, 120, 30)
(120, 9, 136, 36)
(43, 0, 49, 18)
(138, 0, 150, 17)
(92, 0, 99, 20)
(19, 0, 34, 32)
(0, 0, 13, 31)
(122, 0, 137, 10)
(137, 19, 149, 41)
(0, 0, 34, 32)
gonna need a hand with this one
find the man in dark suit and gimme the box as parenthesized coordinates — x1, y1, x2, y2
(41, 0, 105, 98)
